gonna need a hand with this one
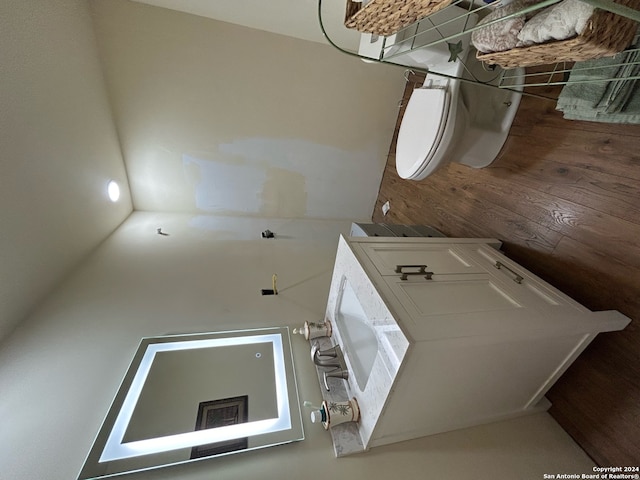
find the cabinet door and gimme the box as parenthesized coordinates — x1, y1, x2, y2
(360, 243, 484, 276)
(379, 272, 590, 340)
(381, 274, 530, 338)
(459, 245, 587, 315)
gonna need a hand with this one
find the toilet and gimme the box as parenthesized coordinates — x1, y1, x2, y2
(396, 75, 467, 180)
(395, 55, 525, 181)
(358, 5, 525, 181)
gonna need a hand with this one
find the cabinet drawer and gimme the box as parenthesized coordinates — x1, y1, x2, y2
(360, 243, 484, 276)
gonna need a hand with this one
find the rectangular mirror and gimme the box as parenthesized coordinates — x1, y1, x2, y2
(79, 327, 304, 479)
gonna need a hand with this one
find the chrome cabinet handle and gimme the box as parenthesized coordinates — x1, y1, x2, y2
(395, 264, 427, 273)
(399, 271, 434, 280)
(495, 261, 523, 284)
(395, 265, 433, 281)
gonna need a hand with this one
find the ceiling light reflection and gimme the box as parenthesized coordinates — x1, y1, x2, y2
(107, 181, 120, 202)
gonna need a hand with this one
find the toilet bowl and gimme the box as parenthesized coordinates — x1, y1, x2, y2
(358, 5, 525, 181)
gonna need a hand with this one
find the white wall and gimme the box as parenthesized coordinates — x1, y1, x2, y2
(90, 0, 404, 219)
(131, 0, 362, 50)
(0, 0, 133, 343)
(0, 212, 595, 480)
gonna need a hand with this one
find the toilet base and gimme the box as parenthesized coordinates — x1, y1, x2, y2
(454, 125, 512, 169)
(454, 68, 525, 169)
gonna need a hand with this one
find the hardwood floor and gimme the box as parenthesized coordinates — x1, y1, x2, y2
(372, 72, 640, 466)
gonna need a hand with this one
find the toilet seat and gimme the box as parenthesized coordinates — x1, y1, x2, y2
(396, 88, 451, 180)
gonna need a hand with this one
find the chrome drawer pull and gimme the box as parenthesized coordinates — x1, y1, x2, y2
(395, 264, 427, 274)
(395, 265, 434, 281)
(399, 271, 434, 280)
(495, 261, 523, 284)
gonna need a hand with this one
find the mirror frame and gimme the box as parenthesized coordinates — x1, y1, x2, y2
(78, 327, 304, 479)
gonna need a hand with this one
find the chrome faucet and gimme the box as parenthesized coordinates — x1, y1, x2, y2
(311, 344, 349, 391)
(311, 344, 343, 367)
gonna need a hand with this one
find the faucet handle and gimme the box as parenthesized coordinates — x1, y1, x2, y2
(312, 344, 345, 368)
(316, 345, 340, 358)
(311, 343, 321, 362)
(311, 343, 333, 363)
(323, 368, 349, 391)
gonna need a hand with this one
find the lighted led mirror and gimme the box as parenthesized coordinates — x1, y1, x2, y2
(79, 327, 304, 479)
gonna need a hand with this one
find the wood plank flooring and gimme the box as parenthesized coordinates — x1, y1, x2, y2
(373, 72, 640, 466)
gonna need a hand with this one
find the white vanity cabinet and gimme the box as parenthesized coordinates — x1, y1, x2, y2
(323, 235, 630, 454)
(353, 239, 602, 340)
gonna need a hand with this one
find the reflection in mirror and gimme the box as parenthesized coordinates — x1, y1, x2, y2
(78, 327, 304, 479)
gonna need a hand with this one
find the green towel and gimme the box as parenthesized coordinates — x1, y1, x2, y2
(597, 49, 640, 113)
(556, 44, 640, 123)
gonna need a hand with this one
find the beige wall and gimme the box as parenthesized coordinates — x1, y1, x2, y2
(0, 212, 595, 480)
(132, 0, 361, 49)
(0, 0, 132, 343)
(90, 0, 404, 219)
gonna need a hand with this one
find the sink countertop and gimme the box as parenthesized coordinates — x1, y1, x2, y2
(323, 236, 409, 452)
(310, 334, 365, 457)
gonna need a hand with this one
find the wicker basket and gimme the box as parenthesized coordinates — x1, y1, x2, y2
(344, 0, 453, 36)
(477, 0, 640, 68)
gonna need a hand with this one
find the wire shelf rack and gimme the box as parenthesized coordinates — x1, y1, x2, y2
(318, 0, 640, 102)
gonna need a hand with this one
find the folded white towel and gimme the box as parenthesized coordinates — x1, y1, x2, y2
(517, 0, 595, 47)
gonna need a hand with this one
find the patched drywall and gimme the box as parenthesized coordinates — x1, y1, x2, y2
(180, 137, 382, 218)
(90, 0, 404, 219)
(261, 167, 307, 217)
(183, 154, 266, 215)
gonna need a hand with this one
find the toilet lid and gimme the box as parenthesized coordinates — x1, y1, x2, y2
(396, 88, 450, 179)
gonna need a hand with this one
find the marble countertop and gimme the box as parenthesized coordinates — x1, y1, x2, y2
(315, 236, 409, 455)
(310, 335, 365, 457)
